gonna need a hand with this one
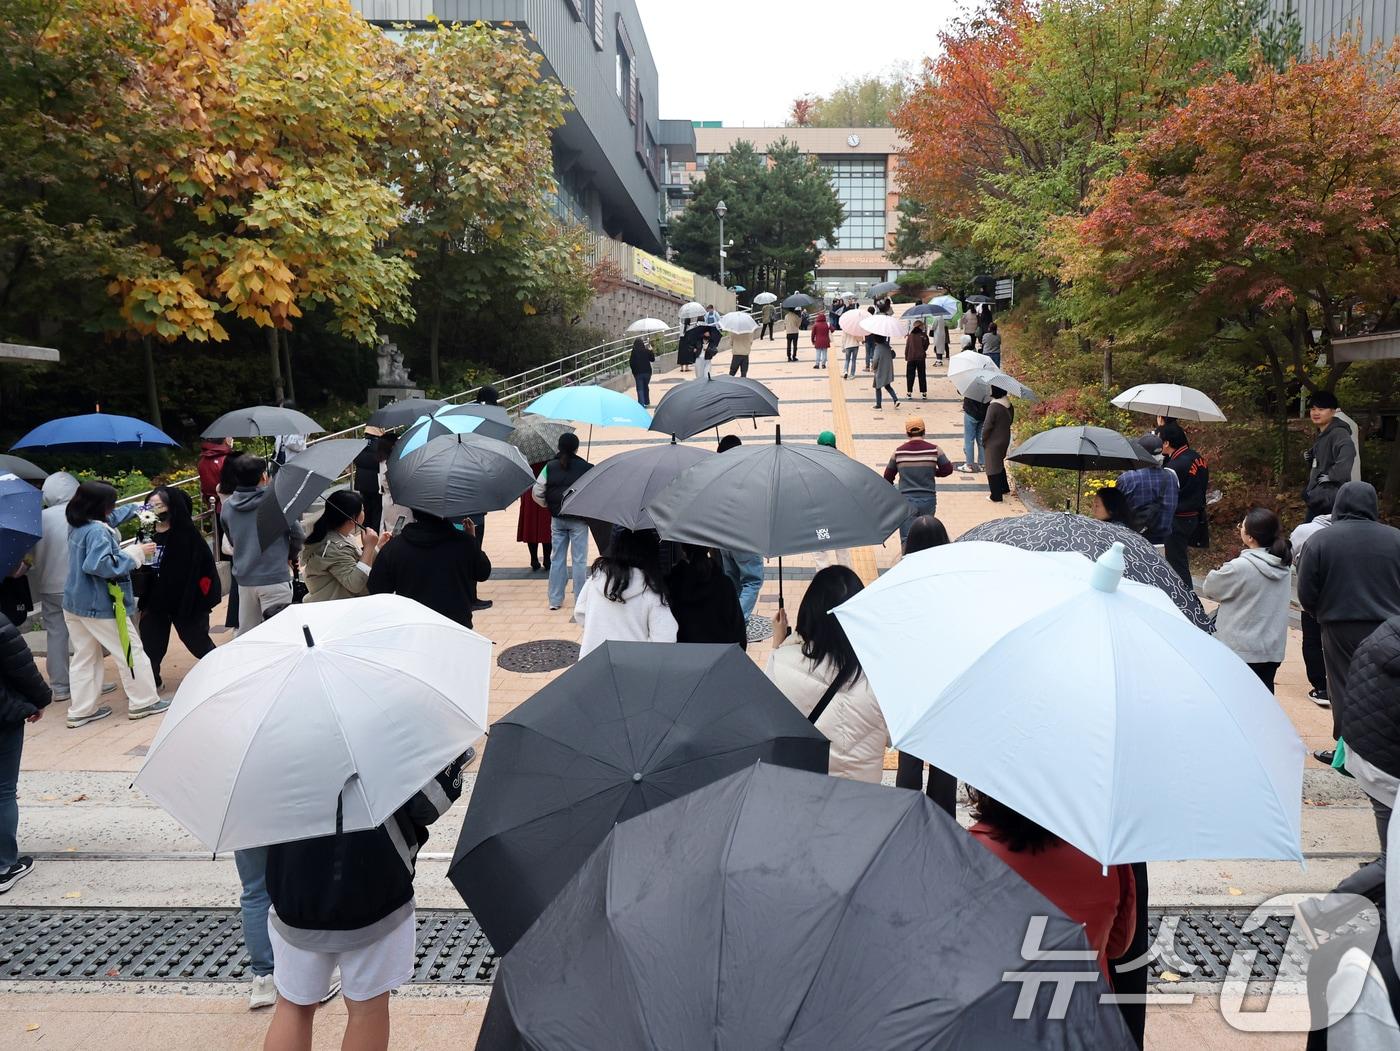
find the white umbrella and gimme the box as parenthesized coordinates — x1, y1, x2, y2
(134, 595, 491, 853)
(834, 542, 1305, 866)
(947, 349, 995, 377)
(626, 317, 671, 336)
(858, 313, 907, 341)
(718, 311, 758, 334)
(952, 368, 1036, 402)
(1112, 383, 1227, 423)
(929, 294, 960, 318)
(678, 302, 706, 320)
(838, 310, 867, 338)
(753, 292, 778, 306)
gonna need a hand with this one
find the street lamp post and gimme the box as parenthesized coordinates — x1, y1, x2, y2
(715, 199, 727, 287)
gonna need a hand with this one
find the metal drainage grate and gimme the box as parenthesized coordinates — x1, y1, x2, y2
(0, 907, 1313, 985)
(496, 639, 579, 674)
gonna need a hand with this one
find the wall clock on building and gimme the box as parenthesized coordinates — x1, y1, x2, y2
(847, 133, 861, 148)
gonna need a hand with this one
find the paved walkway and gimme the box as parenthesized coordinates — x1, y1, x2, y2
(3, 323, 1360, 1049)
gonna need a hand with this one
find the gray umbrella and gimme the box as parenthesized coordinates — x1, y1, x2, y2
(0, 454, 47, 484)
(647, 431, 907, 606)
(507, 417, 575, 466)
(202, 405, 323, 439)
(647, 377, 779, 440)
(254, 439, 363, 550)
(367, 396, 445, 430)
(440, 403, 515, 442)
(781, 293, 815, 310)
(387, 431, 534, 519)
(1007, 425, 1154, 513)
(478, 763, 1132, 1051)
(904, 303, 952, 319)
(560, 440, 713, 531)
(955, 369, 1037, 403)
(868, 280, 899, 297)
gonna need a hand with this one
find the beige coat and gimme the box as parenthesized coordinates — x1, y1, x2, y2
(764, 634, 889, 782)
(302, 532, 370, 603)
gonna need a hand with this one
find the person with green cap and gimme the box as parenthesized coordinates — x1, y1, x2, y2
(817, 431, 837, 448)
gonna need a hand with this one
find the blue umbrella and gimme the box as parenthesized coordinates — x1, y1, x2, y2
(397, 408, 487, 457)
(13, 413, 178, 452)
(0, 473, 43, 577)
(523, 386, 651, 429)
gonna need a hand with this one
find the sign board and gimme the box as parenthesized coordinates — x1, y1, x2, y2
(995, 278, 1015, 303)
(632, 248, 695, 299)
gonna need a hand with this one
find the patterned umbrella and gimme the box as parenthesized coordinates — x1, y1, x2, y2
(507, 417, 575, 465)
(956, 512, 1212, 632)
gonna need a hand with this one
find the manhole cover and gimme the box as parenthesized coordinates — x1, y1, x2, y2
(747, 615, 774, 645)
(497, 639, 579, 673)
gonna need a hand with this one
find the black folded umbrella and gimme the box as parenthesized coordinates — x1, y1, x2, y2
(559, 439, 712, 531)
(255, 439, 362, 550)
(478, 763, 1133, 1051)
(647, 376, 779, 440)
(449, 642, 829, 955)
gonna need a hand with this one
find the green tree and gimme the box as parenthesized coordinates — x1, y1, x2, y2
(795, 71, 910, 128)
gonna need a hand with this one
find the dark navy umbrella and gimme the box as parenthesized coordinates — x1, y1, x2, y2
(0, 473, 43, 577)
(904, 303, 952, 319)
(450, 642, 829, 956)
(559, 440, 713, 531)
(781, 293, 815, 310)
(13, 413, 178, 452)
(478, 763, 1133, 1051)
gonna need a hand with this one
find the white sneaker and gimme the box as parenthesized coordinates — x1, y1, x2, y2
(249, 973, 276, 1010)
(320, 967, 342, 1004)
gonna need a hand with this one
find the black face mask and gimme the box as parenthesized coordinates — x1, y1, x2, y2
(155, 511, 170, 523)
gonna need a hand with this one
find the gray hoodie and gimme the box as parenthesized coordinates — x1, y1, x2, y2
(220, 486, 304, 587)
(1201, 547, 1291, 663)
(30, 472, 81, 597)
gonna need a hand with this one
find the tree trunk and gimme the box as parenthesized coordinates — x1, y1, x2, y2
(268, 326, 285, 405)
(141, 336, 163, 430)
(429, 296, 444, 388)
(280, 330, 296, 404)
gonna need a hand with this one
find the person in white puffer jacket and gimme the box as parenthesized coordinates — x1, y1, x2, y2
(573, 529, 676, 658)
(764, 566, 889, 782)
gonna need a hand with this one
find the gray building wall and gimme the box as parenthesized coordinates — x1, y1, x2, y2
(1270, 0, 1399, 51)
(351, 1, 664, 251)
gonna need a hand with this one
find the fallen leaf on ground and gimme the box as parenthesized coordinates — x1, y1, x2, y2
(26, 1023, 40, 1031)
(1160, 972, 1182, 983)
(1228, 887, 1243, 896)
(39, 795, 55, 801)
(61, 891, 81, 899)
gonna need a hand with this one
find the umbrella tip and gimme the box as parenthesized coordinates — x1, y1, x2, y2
(632, 772, 643, 783)
(1091, 542, 1125, 593)
(303, 625, 315, 647)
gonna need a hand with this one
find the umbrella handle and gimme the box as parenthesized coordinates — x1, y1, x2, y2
(777, 556, 783, 610)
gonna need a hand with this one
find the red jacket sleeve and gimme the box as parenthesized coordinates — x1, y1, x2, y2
(1106, 865, 1138, 962)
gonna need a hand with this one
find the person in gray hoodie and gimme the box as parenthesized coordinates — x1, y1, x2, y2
(1200, 507, 1293, 693)
(219, 455, 304, 636)
(1303, 391, 1356, 521)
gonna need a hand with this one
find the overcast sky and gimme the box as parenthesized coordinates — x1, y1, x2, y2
(635, 0, 961, 126)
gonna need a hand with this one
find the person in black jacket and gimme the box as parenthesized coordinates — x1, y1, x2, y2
(534, 434, 593, 612)
(367, 511, 492, 629)
(665, 545, 746, 650)
(352, 432, 390, 533)
(0, 618, 52, 892)
(137, 487, 220, 691)
(629, 337, 655, 407)
(1160, 422, 1209, 588)
(262, 752, 470, 1050)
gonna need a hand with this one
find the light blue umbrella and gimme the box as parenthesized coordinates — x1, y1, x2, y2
(397, 407, 487, 457)
(523, 386, 651, 430)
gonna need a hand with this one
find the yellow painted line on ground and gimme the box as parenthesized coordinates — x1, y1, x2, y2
(826, 361, 881, 585)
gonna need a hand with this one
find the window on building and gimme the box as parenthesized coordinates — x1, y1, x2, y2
(823, 157, 887, 252)
(616, 17, 636, 121)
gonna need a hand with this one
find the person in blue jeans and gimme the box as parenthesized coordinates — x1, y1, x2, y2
(234, 846, 276, 1007)
(714, 435, 764, 621)
(958, 395, 987, 472)
(532, 434, 594, 610)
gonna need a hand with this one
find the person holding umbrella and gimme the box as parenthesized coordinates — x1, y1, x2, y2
(931, 313, 950, 365)
(982, 384, 1014, 502)
(353, 431, 391, 533)
(61, 482, 168, 728)
(841, 316, 861, 380)
(1160, 423, 1209, 588)
(765, 566, 889, 782)
(664, 545, 746, 650)
(809, 310, 831, 371)
(960, 303, 980, 347)
(904, 320, 930, 399)
(783, 306, 802, 362)
(136, 487, 220, 690)
(871, 331, 900, 411)
(221, 457, 306, 634)
(301, 491, 385, 604)
(883, 417, 953, 545)
(714, 435, 765, 623)
(533, 433, 593, 612)
(759, 299, 776, 341)
(572, 529, 676, 657)
(629, 337, 655, 408)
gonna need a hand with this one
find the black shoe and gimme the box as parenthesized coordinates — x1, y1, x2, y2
(1308, 688, 1330, 707)
(0, 856, 34, 894)
(530, 561, 541, 572)
(1313, 749, 1336, 765)
(469, 599, 493, 612)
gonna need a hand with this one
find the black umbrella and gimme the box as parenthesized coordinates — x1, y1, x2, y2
(966, 294, 994, 304)
(507, 417, 574, 466)
(956, 512, 1213, 632)
(450, 643, 829, 956)
(781, 292, 815, 310)
(386, 431, 533, 520)
(904, 303, 952, 319)
(1007, 425, 1154, 512)
(479, 762, 1132, 1051)
(367, 396, 445, 431)
(0, 454, 47, 484)
(647, 428, 907, 606)
(441, 403, 515, 442)
(559, 440, 713, 530)
(647, 376, 779, 440)
(202, 405, 323, 439)
(254, 439, 362, 550)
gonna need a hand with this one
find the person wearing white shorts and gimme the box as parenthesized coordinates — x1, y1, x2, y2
(268, 905, 416, 1007)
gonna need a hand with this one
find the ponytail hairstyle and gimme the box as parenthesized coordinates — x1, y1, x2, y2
(307, 489, 364, 546)
(1243, 506, 1291, 565)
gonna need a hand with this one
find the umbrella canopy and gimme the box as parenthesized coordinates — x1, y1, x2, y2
(0, 454, 47, 484)
(954, 368, 1037, 403)
(387, 432, 534, 520)
(1008, 425, 1154, 473)
(838, 309, 867, 337)
(858, 313, 907, 341)
(255, 438, 363, 550)
(957, 512, 1213, 631)
(903, 303, 952, 319)
(965, 294, 994, 304)
(781, 293, 815, 310)
(134, 595, 491, 853)
(507, 417, 575, 466)
(626, 317, 670, 336)
(201, 405, 322, 439)
(947, 349, 996, 378)
(717, 310, 758, 334)
(560, 442, 714, 530)
(678, 301, 706, 319)
(397, 407, 487, 456)
(444, 403, 514, 441)
(523, 386, 651, 429)
(13, 413, 178, 452)
(480, 762, 1131, 1051)
(0, 473, 42, 577)
(929, 294, 960, 317)
(450, 642, 830, 956)
(1112, 383, 1227, 423)
(366, 396, 446, 431)
(648, 438, 907, 558)
(867, 280, 900, 298)
(835, 543, 1304, 865)
(752, 292, 777, 305)
(647, 376, 779, 440)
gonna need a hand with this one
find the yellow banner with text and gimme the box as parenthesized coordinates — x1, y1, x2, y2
(631, 249, 695, 300)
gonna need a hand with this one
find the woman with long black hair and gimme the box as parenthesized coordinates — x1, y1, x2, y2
(572, 528, 676, 657)
(302, 490, 384, 604)
(137, 486, 220, 691)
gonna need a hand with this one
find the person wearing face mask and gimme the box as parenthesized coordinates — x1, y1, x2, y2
(302, 490, 386, 604)
(135, 487, 221, 692)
